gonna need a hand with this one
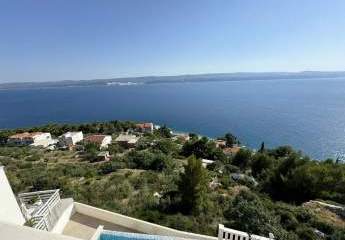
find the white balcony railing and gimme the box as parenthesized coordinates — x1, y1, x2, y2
(218, 225, 274, 240)
(18, 189, 62, 231)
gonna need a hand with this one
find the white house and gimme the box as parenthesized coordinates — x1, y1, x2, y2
(201, 159, 215, 168)
(172, 132, 190, 142)
(59, 132, 83, 147)
(7, 132, 55, 148)
(84, 134, 112, 149)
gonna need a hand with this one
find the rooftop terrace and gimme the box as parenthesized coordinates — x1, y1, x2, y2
(63, 213, 139, 240)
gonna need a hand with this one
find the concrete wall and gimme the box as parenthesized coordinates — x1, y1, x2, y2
(0, 166, 25, 226)
(51, 199, 75, 234)
(74, 202, 217, 240)
(0, 221, 82, 240)
(90, 225, 104, 240)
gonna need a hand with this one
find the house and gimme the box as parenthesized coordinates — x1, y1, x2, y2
(96, 151, 111, 162)
(223, 146, 241, 156)
(172, 132, 190, 142)
(215, 140, 226, 149)
(59, 132, 83, 147)
(135, 123, 154, 133)
(201, 159, 215, 168)
(115, 134, 139, 148)
(0, 166, 274, 240)
(7, 132, 55, 148)
(84, 134, 112, 149)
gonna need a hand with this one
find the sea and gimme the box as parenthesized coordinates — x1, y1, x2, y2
(1, 77, 345, 160)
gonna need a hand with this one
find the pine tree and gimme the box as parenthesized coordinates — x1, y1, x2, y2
(259, 142, 265, 153)
(178, 155, 209, 215)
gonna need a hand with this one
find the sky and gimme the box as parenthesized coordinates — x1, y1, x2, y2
(1, 0, 345, 83)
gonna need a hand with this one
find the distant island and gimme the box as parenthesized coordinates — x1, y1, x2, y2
(1, 71, 345, 90)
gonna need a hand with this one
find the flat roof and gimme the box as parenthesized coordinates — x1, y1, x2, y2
(63, 213, 140, 240)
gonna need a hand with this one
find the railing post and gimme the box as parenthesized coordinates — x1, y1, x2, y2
(43, 218, 48, 231)
(218, 224, 224, 240)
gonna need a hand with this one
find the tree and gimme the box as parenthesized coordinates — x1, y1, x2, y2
(155, 125, 172, 138)
(268, 145, 295, 158)
(251, 153, 274, 178)
(232, 149, 252, 170)
(224, 133, 239, 147)
(259, 142, 265, 153)
(178, 156, 209, 215)
(181, 137, 226, 161)
(84, 142, 99, 162)
(224, 190, 278, 236)
(331, 229, 345, 240)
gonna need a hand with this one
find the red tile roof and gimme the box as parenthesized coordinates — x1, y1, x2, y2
(84, 135, 107, 144)
(9, 132, 43, 139)
(136, 123, 153, 129)
(223, 147, 241, 155)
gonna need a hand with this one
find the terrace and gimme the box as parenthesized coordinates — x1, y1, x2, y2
(63, 213, 139, 240)
(62, 203, 274, 240)
(18, 189, 70, 231)
(16, 190, 275, 240)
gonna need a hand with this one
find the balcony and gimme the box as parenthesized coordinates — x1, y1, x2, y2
(18, 189, 63, 231)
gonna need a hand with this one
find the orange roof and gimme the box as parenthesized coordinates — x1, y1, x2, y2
(223, 146, 241, 155)
(136, 123, 153, 129)
(84, 135, 107, 144)
(9, 132, 43, 139)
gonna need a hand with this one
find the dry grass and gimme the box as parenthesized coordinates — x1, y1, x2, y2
(303, 201, 345, 228)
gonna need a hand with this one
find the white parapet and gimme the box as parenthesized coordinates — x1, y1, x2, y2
(218, 224, 274, 240)
(0, 166, 25, 226)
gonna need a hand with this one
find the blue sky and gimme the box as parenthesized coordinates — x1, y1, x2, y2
(1, 0, 345, 82)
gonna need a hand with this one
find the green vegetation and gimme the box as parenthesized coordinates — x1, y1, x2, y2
(0, 121, 344, 240)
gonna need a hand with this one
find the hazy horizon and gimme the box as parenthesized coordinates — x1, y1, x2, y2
(1, 0, 345, 83)
(2, 70, 345, 85)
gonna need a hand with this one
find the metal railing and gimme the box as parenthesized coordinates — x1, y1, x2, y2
(218, 225, 274, 240)
(18, 189, 62, 231)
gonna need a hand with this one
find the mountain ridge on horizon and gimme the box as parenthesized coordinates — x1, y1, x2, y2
(1, 71, 345, 90)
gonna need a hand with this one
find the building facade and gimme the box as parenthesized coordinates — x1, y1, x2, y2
(59, 132, 84, 147)
(7, 132, 54, 147)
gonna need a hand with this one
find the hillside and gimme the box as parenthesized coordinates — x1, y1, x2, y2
(0, 121, 345, 240)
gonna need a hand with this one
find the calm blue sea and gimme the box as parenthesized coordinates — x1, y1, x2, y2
(1, 78, 345, 160)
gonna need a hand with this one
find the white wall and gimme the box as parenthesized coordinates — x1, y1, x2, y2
(74, 202, 217, 240)
(0, 221, 82, 240)
(0, 166, 25, 226)
(32, 133, 53, 147)
(51, 199, 75, 234)
(101, 136, 112, 148)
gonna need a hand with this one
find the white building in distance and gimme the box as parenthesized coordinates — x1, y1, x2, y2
(59, 132, 83, 147)
(7, 132, 54, 148)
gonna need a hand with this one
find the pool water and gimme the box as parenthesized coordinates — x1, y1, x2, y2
(100, 230, 177, 240)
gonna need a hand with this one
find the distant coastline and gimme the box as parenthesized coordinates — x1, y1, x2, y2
(1, 71, 345, 90)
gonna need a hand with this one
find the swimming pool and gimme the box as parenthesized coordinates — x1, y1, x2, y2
(100, 230, 177, 240)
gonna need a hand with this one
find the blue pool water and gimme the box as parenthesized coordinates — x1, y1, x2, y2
(1, 77, 345, 159)
(100, 231, 176, 240)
